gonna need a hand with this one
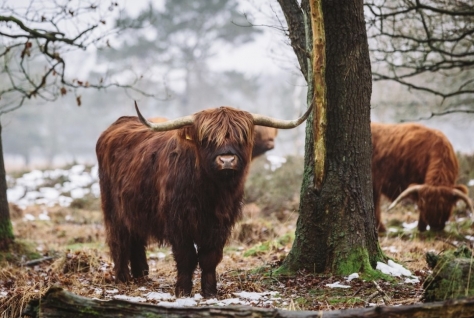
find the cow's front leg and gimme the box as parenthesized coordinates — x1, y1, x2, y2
(198, 247, 223, 298)
(172, 241, 198, 297)
(418, 216, 428, 232)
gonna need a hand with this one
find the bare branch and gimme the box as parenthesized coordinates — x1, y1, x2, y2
(366, 0, 474, 101)
(0, 1, 165, 115)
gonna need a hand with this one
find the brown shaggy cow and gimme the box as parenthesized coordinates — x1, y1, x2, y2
(96, 103, 311, 297)
(150, 117, 278, 160)
(371, 122, 473, 232)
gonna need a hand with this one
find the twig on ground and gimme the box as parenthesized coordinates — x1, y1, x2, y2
(22, 257, 54, 267)
(373, 280, 392, 305)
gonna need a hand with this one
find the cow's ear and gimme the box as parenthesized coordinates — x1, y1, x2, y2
(455, 184, 469, 195)
(178, 127, 194, 142)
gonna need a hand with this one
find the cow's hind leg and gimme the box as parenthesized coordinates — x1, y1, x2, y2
(130, 234, 149, 279)
(108, 225, 132, 283)
(172, 241, 198, 297)
(198, 247, 223, 298)
(101, 186, 131, 283)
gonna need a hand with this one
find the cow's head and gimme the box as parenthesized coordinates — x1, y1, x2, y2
(135, 102, 312, 181)
(388, 184, 473, 231)
(252, 126, 278, 158)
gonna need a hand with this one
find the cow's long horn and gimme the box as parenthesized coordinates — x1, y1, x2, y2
(252, 98, 314, 129)
(452, 189, 474, 216)
(135, 101, 194, 131)
(387, 185, 424, 211)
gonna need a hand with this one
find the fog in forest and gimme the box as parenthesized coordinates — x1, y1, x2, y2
(3, 0, 474, 171)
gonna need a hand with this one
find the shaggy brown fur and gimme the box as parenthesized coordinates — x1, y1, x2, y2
(96, 107, 254, 298)
(371, 122, 469, 232)
(150, 118, 277, 160)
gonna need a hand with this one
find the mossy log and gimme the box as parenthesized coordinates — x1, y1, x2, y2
(424, 246, 474, 302)
(23, 286, 474, 318)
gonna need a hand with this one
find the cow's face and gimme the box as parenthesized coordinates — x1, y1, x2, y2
(187, 107, 254, 180)
(252, 126, 278, 158)
(417, 186, 460, 231)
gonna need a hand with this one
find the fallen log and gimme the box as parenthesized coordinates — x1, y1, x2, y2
(23, 286, 474, 318)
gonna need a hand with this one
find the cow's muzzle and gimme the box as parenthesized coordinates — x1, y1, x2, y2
(215, 154, 238, 170)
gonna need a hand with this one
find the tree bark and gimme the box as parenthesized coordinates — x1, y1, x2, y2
(309, 0, 326, 191)
(23, 286, 474, 318)
(0, 120, 14, 251)
(278, 0, 384, 275)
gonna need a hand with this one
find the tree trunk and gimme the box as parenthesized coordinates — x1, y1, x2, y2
(0, 120, 14, 251)
(278, 0, 384, 275)
(23, 286, 474, 318)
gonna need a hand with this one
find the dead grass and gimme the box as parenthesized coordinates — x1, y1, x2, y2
(2, 156, 474, 316)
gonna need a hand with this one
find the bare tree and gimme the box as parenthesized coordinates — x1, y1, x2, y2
(0, 0, 155, 250)
(365, 0, 474, 117)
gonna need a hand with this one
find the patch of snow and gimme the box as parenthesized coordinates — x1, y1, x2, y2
(382, 246, 399, 253)
(158, 297, 197, 307)
(39, 187, 60, 200)
(7, 185, 26, 202)
(0, 291, 8, 299)
(217, 298, 248, 306)
(468, 179, 474, 187)
(38, 210, 50, 221)
(404, 277, 420, 284)
(113, 295, 147, 303)
(69, 174, 93, 188)
(233, 291, 277, 300)
(402, 221, 418, 230)
(266, 155, 286, 171)
(376, 260, 419, 284)
(58, 196, 74, 207)
(105, 289, 119, 294)
(201, 298, 219, 305)
(325, 281, 351, 288)
(23, 214, 35, 221)
(94, 288, 103, 295)
(345, 273, 359, 282)
(70, 188, 89, 199)
(387, 260, 412, 277)
(465, 235, 474, 241)
(90, 165, 99, 179)
(90, 182, 100, 197)
(145, 292, 174, 301)
(70, 164, 86, 175)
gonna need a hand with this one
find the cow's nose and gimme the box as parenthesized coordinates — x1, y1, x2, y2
(216, 155, 237, 170)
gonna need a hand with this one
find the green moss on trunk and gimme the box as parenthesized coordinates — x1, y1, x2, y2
(0, 217, 14, 251)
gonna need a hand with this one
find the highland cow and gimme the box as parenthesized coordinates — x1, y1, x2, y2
(96, 102, 311, 297)
(371, 122, 473, 232)
(150, 117, 278, 160)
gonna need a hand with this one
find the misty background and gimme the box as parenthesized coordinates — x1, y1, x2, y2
(3, 0, 474, 171)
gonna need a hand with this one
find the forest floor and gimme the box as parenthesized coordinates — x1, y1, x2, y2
(1, 156, 474, 317)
